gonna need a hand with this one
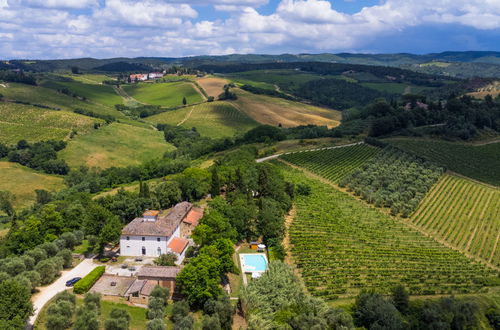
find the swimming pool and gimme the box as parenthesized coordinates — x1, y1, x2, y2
(240, 254, 268, 273)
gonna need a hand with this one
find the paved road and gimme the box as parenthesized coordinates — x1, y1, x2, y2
(27, 259, 96, 328)
(255, 142, 364, 163)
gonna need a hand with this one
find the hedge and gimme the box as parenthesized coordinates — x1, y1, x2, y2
(73, 266, 105, 294)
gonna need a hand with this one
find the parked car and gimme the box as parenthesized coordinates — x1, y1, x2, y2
(121, 264, 128, 269)
(134, 257, 143, 262)
(65, 277, 81, 287)
(128, 266, 136, 271)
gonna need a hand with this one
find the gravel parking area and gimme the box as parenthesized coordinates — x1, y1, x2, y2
(90, 275, 136, 296)
(105, 257, 155, 277)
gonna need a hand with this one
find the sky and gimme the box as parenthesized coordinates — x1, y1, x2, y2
(0, 0, 499, 59)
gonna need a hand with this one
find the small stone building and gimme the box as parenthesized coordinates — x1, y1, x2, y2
(180, 206, 204, 238)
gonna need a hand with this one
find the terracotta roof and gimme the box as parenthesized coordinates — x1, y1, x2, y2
(183, 207, 203, 226)
(137, 266, 181, 279)
(144, 210, 159, 217)
(168, 237, 189, 254)
(141, 280, 158, 296)
(125, 279, 146, 296)
(121, 202, 192, 236)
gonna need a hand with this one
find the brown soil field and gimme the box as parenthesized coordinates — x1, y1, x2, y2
(230, 89, 341, 128)
(196, 76, 229, 97)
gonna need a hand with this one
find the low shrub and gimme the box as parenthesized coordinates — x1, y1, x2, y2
(73, 266, 105, 294)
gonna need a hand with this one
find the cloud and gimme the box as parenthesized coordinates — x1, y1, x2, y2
(20, 0, 98, 9)
(0, 0, 499, 59)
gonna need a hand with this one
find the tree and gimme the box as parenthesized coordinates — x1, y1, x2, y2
(147, 318, 166, 330)
(203, 295, 234, 330)
(171, 300, 190, 324)
(192, 210, 237, 246)
(74, 308, 99, 330)
(353, 292, 405, 330)
(0, 279, 33, 327)
(35, 258, 60, 284)
(105, 308, 131, 330)
(174, 315, 194, 330)
(391, 285, 409, 315)
(154, 253, 177, 266)
(155, 181, 181, 209)
(210, 167, 220, 197)
(182, 97, 187, 105)
(71, 66, 80, 74)
(0, 191, 15, 217)
(98, 215, 122, 255)
(174, 168, 211, 201)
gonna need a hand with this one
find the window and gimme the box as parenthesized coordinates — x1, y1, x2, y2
(126, 236, 129, 240)
(142, 237, 145, 241)
(157, 237, 160, 242)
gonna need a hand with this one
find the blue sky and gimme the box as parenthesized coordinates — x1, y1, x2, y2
(0, 0, 499, 59)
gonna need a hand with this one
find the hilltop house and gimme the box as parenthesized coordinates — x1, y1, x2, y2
(129, 73, 148, 82)
(148, 72, 164, 79)
(119, 202, 202, 258)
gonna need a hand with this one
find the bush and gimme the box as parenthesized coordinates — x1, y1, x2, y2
(154, 253, 177, 266)
(147, 318, 166, 330)
(35, 258, 61, 285)
(56, 249, 73, 268)
(73, 266, 105, 294)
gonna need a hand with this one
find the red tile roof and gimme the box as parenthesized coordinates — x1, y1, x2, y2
(183, 207, 203, 226)
(143, 210, 159, 217)
(168, 237, 189, 254)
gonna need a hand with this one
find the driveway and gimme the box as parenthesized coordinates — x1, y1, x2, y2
(27, 258, 97, 328)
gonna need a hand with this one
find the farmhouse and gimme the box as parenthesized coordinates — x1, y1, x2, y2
(148, 72, 164, 79)
(129, 73, 148, 82)
(119, 202, 202, 257)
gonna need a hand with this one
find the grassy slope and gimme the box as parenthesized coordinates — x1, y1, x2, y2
(123, 81, 203, 107)
(386, 138, 500, 186)
(42, 80, 123, 107)
(280, 163, 498, 299)
(0, 83, 125, 119)
(232, 89, 341, 128)
(62, 74, 115, 84)
(0, 102, 101, 144)
(148, 101, 258, 138)
(0, 161, 64, 210)
(59, 123, 175, 169)
(196, 76, 229, 97)
(411, 174, 500, 268)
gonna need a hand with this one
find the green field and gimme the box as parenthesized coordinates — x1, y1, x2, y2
(0, 83, 125, 119)
(42, 80, 123, 107)
(280, 164, 498, 299)
(386, 138, 500, 186)
(228, 69, 350, 91)
(280, 143, 380, 183)
(59, 123, 175, 169)
(63, 74, 115, 84)
(0, 161, 65, 210)
(148, 101, 258, 138)
(412, 174, 500, 268)
(123, 81, 204, 107)
(0, 102, 101, 144)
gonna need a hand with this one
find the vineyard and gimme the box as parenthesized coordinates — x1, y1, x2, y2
(280, 143, 380, 183)
(280, 165, 499, 300)
(385, 138, 500, 186)
(340, 147, 443, 217)
(122, 81, 203, 107)
(411, 174, 500, 268)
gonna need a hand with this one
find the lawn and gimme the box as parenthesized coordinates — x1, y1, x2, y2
(0, 161, 65, 210)
(123, 81, 204, 107)
(232, 89, 341, 128)
(59, 123, 175, 169)
(385, 138, 500, 186)
(148, 101, 258, 138)
(0, 102, 101, 144)
(279, 163, 498, 299)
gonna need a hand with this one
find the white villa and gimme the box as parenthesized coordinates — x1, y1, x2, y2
(119, 202, 203, 259)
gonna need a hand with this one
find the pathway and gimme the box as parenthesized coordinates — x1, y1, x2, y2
(27, 258, 97, 329)
(255, 141, 364, 163)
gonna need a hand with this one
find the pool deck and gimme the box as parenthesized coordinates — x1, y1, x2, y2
(239, 253, 268, 286)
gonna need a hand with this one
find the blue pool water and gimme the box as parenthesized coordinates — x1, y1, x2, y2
(242, 254, 268, 272)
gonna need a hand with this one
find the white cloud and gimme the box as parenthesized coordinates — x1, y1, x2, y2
(20, 0, 98, 9)
(0, 0, 499, 59)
